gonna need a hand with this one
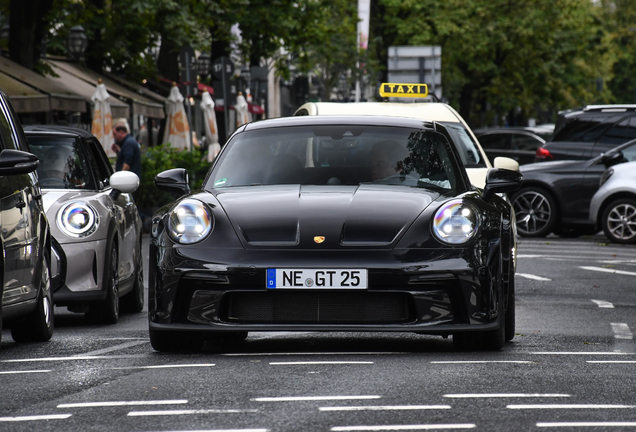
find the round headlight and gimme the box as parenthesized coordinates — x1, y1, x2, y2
(168, 199, 213, 244)
(57, 202, 98, 237)
(433, 199, 479, 244)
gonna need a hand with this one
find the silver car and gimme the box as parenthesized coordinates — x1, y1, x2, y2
(590, 160, 636, 244)
(25, 126, 144, 324)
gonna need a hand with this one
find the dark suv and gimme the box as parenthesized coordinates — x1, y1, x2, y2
(538, 105, 636, 162)
(0, 91, 54, 346)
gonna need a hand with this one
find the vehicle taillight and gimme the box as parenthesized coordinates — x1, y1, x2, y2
(535, 147, 552, 161)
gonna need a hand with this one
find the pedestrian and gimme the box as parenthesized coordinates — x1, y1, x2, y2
(111, 122, 141, 179)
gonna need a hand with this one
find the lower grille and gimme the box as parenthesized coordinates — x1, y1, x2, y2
(223, 291, 415, 324)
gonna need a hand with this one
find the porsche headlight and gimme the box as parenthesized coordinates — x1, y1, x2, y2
(168, 199, 213, 244)
(433, 199, 479, 244)
(57, 202, 98, 238)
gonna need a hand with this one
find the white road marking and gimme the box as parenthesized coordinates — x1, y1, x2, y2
(611, 323, 633, 339)
(223, 352, 405, 356)
(591, 299, 614, 308)
(1, 355, 145, 363)
(538, 422, 636, 428)
(128, 409, 258, 416)
(530, 352, 633, 355)
(581, 266, 636, 276)
(517, 273, 551, 281)
(430, 361, 534, 364)
(269, 361, 374, 365)
(600, 260, 636, 264)
(0, 414, 71, 421)
(319, 405, 451, 412)
(331, 425, 475, 431)
(444, 394, 570, 398)
(57, 400, 187, 408)
(253, 396, 381, 402)
(112, 364, 215, 369)
(77, 340, 148, 356)
(0, 370, 51, 374)
(148, 430, 267, 432)
(508, 404, 636, 409)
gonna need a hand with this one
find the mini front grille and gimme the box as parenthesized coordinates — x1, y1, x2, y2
(222, 291, 415, 324)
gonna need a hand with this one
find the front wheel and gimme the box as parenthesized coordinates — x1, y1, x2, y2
(88, 245, 119, 324)
(122, 238, 144, 313)
(601, 198, 636, 244)
(11, 255, 54, 342)
(511, 187, 557, 237)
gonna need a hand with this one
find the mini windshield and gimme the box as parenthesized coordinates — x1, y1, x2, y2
(28, 136, 95, 190)
(207, 125, 464, 192)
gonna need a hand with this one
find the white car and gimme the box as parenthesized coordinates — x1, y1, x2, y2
(590, 160, 636, 244)
(294, 87, 519, 188)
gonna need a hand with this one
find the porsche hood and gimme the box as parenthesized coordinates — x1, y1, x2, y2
(212, 185, 439, 248)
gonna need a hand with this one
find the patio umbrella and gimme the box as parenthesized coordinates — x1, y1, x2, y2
(162, 82, 190, 150)
(200, 89, 220, 162)
(91, 79, 115, 157)
(235, 91, 250, 128)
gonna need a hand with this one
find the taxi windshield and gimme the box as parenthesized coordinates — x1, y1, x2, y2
(28, 136, 95, 190)
(207, 125, 463, 192)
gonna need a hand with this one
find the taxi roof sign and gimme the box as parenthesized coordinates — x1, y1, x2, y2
(379, 83, 429, 98)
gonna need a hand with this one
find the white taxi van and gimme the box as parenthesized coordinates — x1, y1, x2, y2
(294, 83, 519, 188)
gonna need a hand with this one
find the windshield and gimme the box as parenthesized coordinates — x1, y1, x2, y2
(28, 136, 96, 190)
(207, 125, 464, 192)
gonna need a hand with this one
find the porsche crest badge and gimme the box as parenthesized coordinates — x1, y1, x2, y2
(314, 236, 325, 244)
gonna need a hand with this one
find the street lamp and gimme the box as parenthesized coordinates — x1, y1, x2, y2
(66, 25, 88, 60)
(196, 53, 211, 78)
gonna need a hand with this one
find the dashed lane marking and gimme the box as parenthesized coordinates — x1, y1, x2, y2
(319, 405, 451, 412)
(222, 352, 406, 356)
(581, 266, 636, 276)
(0, 370, 51, 374)
(591, 300, 614, 308)
(77, 340, 148, 356)
(1, 355, 145, 363)
(57, 400, 187, 408)
(127, 409, 258, 416)
(610, 323, 633, 340)
(517, 273, 551, 281)
(430, 361, 535, 364)
(508, 404, 636, 409)
(269, 361, 374, 365)
(331, 425, 476, 431)
(112, 364, 215, 370)
(0, 414, 71, 422)
(252, 396, 381, 402)
(538, 422, 636, 428)
(444, 394, 570, 398)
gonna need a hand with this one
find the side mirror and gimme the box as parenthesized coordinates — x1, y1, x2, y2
(601, 151, 624, 167)
(0, 149, 39, 176)
(482, 168, 523, 202)
(154, 168, 191, 196)
(109, 171, 139, 199)
(493, 156, 520, 172)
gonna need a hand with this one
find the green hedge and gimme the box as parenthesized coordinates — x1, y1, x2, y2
(136, 144, 211, 209)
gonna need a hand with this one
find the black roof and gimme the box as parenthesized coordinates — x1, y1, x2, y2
(24, 125, 95, 139)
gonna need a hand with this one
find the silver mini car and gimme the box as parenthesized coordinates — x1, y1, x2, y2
(25, 126, 144, 324)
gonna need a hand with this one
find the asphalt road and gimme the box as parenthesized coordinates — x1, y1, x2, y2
(2, 233, 636, 431)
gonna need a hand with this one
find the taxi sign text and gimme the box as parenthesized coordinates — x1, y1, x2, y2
(379, 83, 429, 98)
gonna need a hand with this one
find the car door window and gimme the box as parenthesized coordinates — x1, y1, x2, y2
(598, 117, 636, 145)
(0, 101, 18, 150)
(478, 134, 510, 150)
(511, 134, 543, 151)
(87, 138, 114, 187)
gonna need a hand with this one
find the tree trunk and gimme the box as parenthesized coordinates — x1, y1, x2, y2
(157, 36, 180, 83)
(9, 0, 53, 69)
(458, 84, 474, 127)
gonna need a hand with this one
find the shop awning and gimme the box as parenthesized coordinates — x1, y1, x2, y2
(0, 71, 50, 113)
(45, 61, 129, 118)
(49, 60, 165, 119)
(0, 55, 86, 112)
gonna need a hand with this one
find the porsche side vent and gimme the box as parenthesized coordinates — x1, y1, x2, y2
(223, 291, 415, 324)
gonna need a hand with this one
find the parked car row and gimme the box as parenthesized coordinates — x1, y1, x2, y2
(1, 90, 144, 347)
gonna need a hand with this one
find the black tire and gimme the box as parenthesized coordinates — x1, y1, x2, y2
(601, 198, 636, 244)
(88, 245, 119, 324)
(505, 272, 516, 342)
(121, 238, 144, 313)
(149, 329, 203, 353)
(511, 187, 557, 237)
(11, 255, 54, 342)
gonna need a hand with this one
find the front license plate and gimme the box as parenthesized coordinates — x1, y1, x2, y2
(266, 269, 368, 289)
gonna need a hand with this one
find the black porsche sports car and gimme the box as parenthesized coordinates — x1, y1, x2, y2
(148, 116, 522, 352)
